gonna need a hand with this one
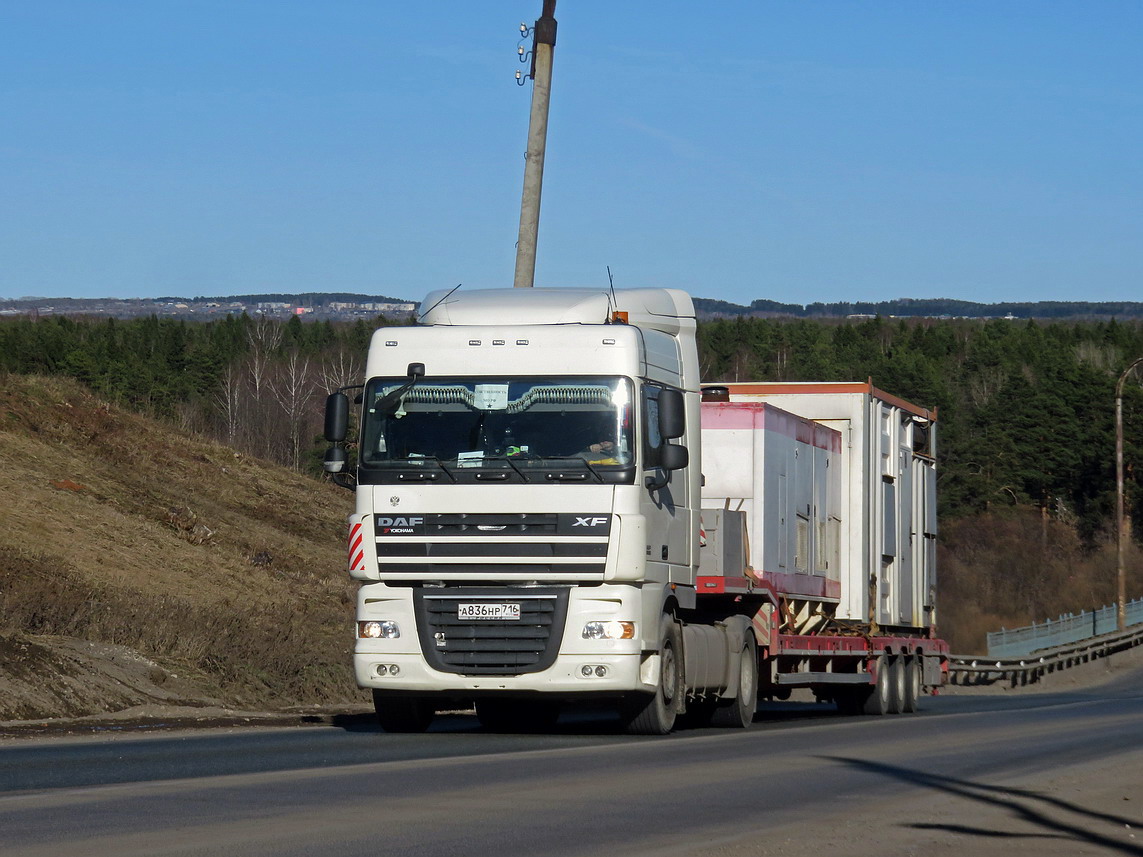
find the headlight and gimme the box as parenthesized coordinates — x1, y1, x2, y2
(359, 620, 400, 639)
(582, 620, 635, 640)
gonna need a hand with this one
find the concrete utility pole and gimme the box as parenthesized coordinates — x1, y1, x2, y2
(513, 0, 557, 289)
(1116, 356, 1143, 631)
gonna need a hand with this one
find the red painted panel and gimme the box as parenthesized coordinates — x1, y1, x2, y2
(757, 569, 841, 600)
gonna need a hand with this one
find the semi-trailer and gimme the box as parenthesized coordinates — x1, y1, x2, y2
(324, 286, 948, 733)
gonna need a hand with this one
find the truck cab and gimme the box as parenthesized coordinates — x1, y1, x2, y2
(326, 288, 707, 732)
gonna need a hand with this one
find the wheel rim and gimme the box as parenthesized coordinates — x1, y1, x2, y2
(740, 646, 755, 702)
(661, 644, 677, 706)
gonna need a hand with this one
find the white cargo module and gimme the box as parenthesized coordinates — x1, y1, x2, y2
(700, 402, 843, 605)
(704, 383, 938, 631)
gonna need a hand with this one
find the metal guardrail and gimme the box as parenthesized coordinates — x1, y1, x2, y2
(949, 623, 1143, 687)
(986, 598, 1143, 658)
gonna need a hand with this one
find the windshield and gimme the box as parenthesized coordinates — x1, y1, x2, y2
(359, 376, 634, 483)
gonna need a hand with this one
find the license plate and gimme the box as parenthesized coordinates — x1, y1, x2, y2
(458, 602, 520, 621)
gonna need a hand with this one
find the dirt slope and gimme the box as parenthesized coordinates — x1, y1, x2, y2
(0, 373, 364, 720)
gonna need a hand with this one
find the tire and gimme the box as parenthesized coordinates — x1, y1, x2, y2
(710, 635, 758, 729)
(902, 655, 921, 713)
(373, 691, 435, 733)
(888, 654, 907, 715)
(621, 615, 683, 735)
(476, 698, 561, 732)
(862, 654, 892, 716)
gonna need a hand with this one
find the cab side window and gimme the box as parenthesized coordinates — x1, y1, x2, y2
(643, 384, 663, 467)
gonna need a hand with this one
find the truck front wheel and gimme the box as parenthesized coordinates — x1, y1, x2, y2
(621, 615, 683, 735)
(373, 691, 435, 733)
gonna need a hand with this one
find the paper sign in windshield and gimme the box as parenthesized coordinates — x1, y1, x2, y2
(474, 384, 509, 410)
(457, 451, 485, 468)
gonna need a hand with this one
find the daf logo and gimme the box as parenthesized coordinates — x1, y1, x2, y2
(573, 516, 608, 527)
(377, 516, 424, 527)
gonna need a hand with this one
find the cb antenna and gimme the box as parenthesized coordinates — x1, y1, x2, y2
(605, 266, 626, 323)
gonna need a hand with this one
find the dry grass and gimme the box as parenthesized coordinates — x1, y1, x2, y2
(0, 373, 362, 716)
(937, 510, 1143, 654)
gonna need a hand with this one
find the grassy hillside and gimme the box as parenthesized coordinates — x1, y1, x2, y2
(0, 373, 361, 720)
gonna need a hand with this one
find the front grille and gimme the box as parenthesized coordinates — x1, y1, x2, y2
(430, 514, 558, 535)
(376, 542, 608, 558)
(414, 587, 569, 675)
(383, 563, 602, 575)
(373, 513, 612, 537)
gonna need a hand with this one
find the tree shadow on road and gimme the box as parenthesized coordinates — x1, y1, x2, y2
(826, 756, 1143, 854)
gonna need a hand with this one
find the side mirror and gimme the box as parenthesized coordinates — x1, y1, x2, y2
(660, 443, 688, 471)
(324, 392, 349, 442)
(323, 445, 347, 474)
(645, 442, 688, 491)
(658, 389, 685, 440)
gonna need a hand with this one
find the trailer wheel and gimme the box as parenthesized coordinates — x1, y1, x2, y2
(862, 655, 892, 715)
(373, 691, 434, 733)
(888, 654, 908, 714)
(902, 655, 921, 713)
(711, 634, 757, 729)
(621, 615, 682, 735)
(476, 698, 561, 732)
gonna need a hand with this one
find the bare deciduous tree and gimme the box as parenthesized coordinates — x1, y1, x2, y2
(272, 349, 317, 470)
(215, 363, 243, 444)
(319, 347, 362, 395)
(245, 315, 284, 458)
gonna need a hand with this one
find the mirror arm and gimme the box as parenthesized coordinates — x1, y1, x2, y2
(330, 472, 356, 491)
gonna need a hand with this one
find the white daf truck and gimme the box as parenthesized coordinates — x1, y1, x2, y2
(324, 286, 947, 733)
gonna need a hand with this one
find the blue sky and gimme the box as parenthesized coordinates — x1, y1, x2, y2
(2, 2, 1140, 306)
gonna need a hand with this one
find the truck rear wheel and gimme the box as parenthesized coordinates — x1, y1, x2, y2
(373, 691, 435, 733)
(710, 634, 757, 729)
(621, 615, 682, 735)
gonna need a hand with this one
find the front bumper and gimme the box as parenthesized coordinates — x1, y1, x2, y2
(355, 581, 650, 694)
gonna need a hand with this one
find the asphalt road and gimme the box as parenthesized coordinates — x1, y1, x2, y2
(2, 676, 1142, 857)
